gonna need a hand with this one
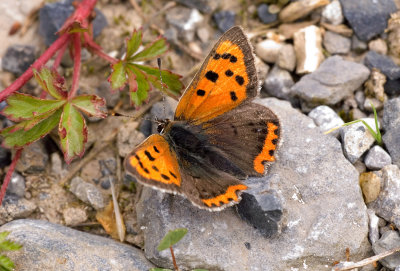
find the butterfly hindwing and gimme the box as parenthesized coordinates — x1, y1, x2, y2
(202, 102, 281, 176)
(174, 26, 257, 124)
(124, 134, 182, 194)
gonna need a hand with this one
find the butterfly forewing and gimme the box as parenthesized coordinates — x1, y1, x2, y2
(174, 26, 257, 124)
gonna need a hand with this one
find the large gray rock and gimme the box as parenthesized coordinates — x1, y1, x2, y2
(372, 230, 400, 269)
(0, 219, 154, 270)
(292, 56, 370, 106)
(135, 98, 370, 270)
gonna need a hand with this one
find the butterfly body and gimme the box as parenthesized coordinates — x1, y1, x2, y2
(125, 26, 281, 211)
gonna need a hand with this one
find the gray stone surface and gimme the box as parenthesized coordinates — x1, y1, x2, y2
(383, 97, 400, 131)
(382, 97, 400, 167)
(340, 118, 378, 163)
(69, 176, 105, 210)
(262, 65, 294, 100)
(0, 219, 154, 270)
(257, 3, 278, 24)
(0, 198, 36, 226)
(5, 172, 25, 199)
(213, 10, 236, 32)
(339, 0, 397, 41)
(135, 98, 370, 270)
(277, 43, 296, 72)
(308, 105, 344, 137)
(367, 209, 380, 245)
(368, 165, 400, 230)
(364, 145, 392, 170)
(15, 141, 49, 174)
(321, 0, 343, 25)
(364, 51, 400, 80)
(372, 230, 400, 269)
(292, 56, 370, 106)
(1, 45, 36, 75)
(352, 35, 368, 53)
(166, 7, 203, 42)
(323, 31, 351, 54)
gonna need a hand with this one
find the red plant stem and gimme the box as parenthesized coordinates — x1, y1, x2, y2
(170, 246, 179, 271)
(69, 33, 81, 99)
(0, 149, 22, 206)
(53, 38, 70, 70)
(91, 47, 119, 64)
(0, 33, 70, 102)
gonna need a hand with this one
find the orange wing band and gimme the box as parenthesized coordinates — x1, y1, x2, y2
(201, 184, 247, 207)
(253, 122, 280, 174)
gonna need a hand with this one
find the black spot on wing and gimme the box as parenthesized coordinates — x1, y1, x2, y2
(230, 55, 237, 63)
(152, 165, 159, 172)
(269, 150, 275, 156)
(197, 89, 206, 96)
(213, 53, 221, 60)
(225, 69, 233, 77)
(222, 53, 231, 59)
(169, 171, 177, 179)
(235, 75, 244, 86)
(205, 71, 219, 82)
(153, 146, 160, 153)
(144, 150, 155, 161)
(161, 174, 170, 180)
(230, 91, 238, 101)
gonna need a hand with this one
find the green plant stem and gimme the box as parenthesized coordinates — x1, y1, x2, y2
(0, 149, 22, 205)
(69, 33, 82, 99)
(170, 246, 179, 271)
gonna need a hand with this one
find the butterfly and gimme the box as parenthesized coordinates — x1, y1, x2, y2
(124, 26, 280, 211)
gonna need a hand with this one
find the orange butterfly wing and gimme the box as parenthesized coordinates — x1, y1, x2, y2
(124, 134, 182, 193)
(174, 26, 257, 124)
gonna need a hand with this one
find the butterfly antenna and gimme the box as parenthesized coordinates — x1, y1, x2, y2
(157, 57, 167, 119)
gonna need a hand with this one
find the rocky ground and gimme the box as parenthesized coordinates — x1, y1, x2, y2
(1, 0, 400, 270)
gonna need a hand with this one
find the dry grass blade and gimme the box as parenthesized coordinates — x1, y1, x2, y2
(333, 246, 400, 270)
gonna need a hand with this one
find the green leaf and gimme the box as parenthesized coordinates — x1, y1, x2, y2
(2, 93, 66, 121)
(0, 232, 9, 243)
(33, 67, 68, 99)
(0, 255, 15, 271)
(1, 108, 62, 148)
(157, 228, 188, 251)
(109, 61, 127, 91)
(134, 64, 183, 96)
(126, 29, 142, 60)
(131, 37, 168, 62)
(371, 102, 382, 145)
(0, 240, 22, 252)
(59, 103, 87, 164)
(70, 95, 107, 118)
(126, 65, 150, 106)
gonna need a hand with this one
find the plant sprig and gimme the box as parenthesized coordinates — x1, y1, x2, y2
(325, 103, 382, 146)
(0, 231, 22, 271)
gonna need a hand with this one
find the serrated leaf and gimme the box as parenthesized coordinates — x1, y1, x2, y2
(134, 64, 183, 95)
(33, 68, 68, 99)
(126, 68, 138, 94)
(71, 95, 107, 118)
(0, 255, 15, 271)
(157, 228, 188, 251)
(59, 103, 87, 164)
(2, 93, 66, 121)
(126, 65, 150, 106)
(131, 37, 168, 62)
(126, 29, 142, 60)
(109, 61, 127, 91)
(1, 108, 62, 148)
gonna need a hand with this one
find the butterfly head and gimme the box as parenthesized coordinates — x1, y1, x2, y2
(155, 118, 171, 134)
